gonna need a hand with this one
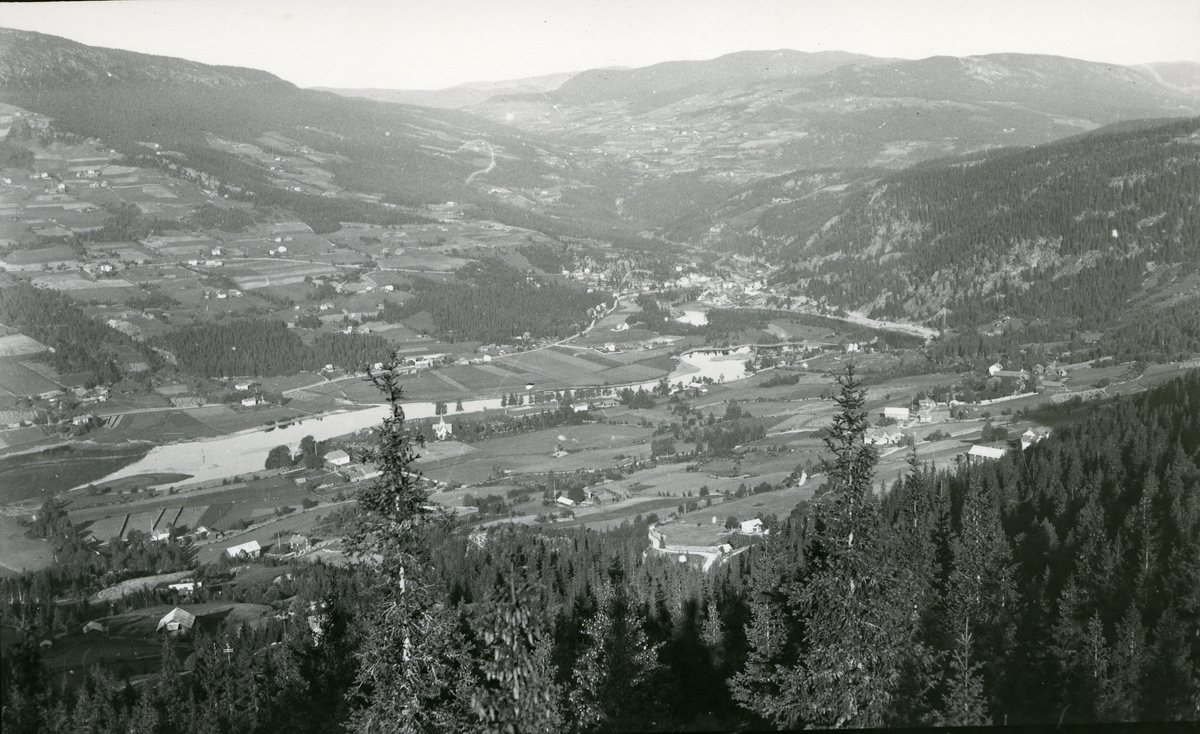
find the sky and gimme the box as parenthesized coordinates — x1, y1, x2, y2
(0, 0, 1197, 90)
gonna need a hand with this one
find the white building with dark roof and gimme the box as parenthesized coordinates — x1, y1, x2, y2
(324, 449, 351, 467)
(156, 607, 196, 634)
(967, 445, 1008, 461)
(225, 540, 262, 559)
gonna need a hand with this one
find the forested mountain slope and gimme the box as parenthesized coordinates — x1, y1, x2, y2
(0, 28, 630, 230)
(771, 117, 1200, 345)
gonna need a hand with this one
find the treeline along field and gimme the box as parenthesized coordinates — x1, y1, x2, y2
(0, 281, 161, 386)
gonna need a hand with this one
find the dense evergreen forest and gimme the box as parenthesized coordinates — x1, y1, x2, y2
(4, 364, 1199, 732)
(516, 243, 575, 274)
(775, 117, 1200, 357)
(0, 280, 158, 385)
(81, 203, 176, 243)
(158, 319, 392, 377)
(397, 260, 608, 343)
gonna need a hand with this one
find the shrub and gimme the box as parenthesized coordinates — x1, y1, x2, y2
(981, 422, 1010, 442)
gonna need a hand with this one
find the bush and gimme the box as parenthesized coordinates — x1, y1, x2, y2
(620, 388, 656, 409)
(758, 372, 801, 388)
(651, 437, 676, 458)
(981, 422, 1010, 442)
(301, 497, 318, 510)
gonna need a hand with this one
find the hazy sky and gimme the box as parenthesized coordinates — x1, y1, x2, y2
(1, 0, 1197, 89)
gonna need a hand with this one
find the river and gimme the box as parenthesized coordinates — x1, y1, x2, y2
(82, 349, 756, 490)
(77, 397, 504, 490)
(668, 347, 750, 386)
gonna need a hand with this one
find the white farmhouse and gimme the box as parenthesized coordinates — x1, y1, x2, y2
(324, 449, 351, 467)
(740, 518, 765, 535)
(225, 540, 262, 559)
(156, 607, 196, 634)
(967, 445, 1008, 461)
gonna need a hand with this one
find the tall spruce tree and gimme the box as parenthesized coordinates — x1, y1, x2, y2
(468, 557, 562, 734)
(731, 364, 912, 728)
(944, 473, 1016, 713)
(346, 360, 475, 733)
(934, 619, 992, 726)
(568, 581, 663, 733)
(0, 635, 52, 734)
(882, 450, 944, 726)
(1101, 604, 1149, 721)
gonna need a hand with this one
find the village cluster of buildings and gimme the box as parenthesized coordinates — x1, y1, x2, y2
(861, 397, 1051, 464)
(322, 448, 382, 484)
(863, 400, 951, 446)
(987, 360, 1080, 394)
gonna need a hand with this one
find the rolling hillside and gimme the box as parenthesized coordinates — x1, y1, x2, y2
(475, 52, 1198, 177)
(769, 117, 1200, 356)
(470, 51, 1198, 234)
(0, 27, 631, 232)
(3, 28, 1197, 249)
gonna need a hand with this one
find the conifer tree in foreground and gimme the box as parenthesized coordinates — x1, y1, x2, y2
(347, 359, 474, 733)
(468, 555, 562, 734)
(348, 359, 567, 733)
(732, 364, 914, 728)
(935, 620, 991, 726)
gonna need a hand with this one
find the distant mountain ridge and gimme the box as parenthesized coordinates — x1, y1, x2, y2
(0, 27, 282, 88)
(548, 49, 891, 108)
(316, 71, 580, 110)
(317, 50, 889, 111)
(1135, 61, 1200, 93)
(0, 26, 619, 232)
(466, 51, 1200, 223)
(4, 26, 1198, 257)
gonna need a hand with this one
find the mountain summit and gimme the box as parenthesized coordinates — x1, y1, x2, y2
(0, 27, 283, 88)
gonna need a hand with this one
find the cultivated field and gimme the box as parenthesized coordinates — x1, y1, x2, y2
(0, 514, 55, 576)
(0, 356, 63, 396)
